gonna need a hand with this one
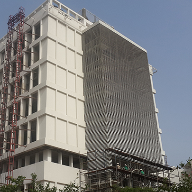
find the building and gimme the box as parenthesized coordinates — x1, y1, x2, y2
(0, 0, 168, 190)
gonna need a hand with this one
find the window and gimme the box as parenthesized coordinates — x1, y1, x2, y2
(24, 73, 30, 92)
(73, 156, 80, 169)
(23, 98, 29, 117)
(17, 101, 20, 121)
(10, 84, 14, 101)
(30, 154, 35, 165)
(0, 50, 5, 64)
(6, 131, 11, 152)
(14, 159, 18, 169)
(33, 44, 39, 63)
(0, 134, 3, 155)
(52, 151, 58, 163)
(8, 106, 13, 125)
(32, 92, 38, 114)
(13, 41, 17, 55)
(39, 151, 43, 162)
(15, 128, 19, 149)
(23, 124, 27, 145)
(22, 34, 25, 49)
(62, 153, 69, 166)
(0, 70, 3, 85)
(26, 29, 32, 45)
(12, 62, 16, 78)
(33, 68, 38, 87)
(30, 119, 36, 143)
(34, 23, 40, 40)
(21, 157, 25, 167)
(19, 78, 22, 95)
(25, 48, 31, 67)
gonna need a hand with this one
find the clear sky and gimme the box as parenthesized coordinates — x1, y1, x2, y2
(0, 0, 191, 167)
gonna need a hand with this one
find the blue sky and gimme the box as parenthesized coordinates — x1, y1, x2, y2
(0, 0, 191, 167)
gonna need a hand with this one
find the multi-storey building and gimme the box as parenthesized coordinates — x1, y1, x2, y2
(0, 0, 167, 190)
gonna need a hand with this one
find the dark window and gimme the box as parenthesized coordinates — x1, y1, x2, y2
(33, 68, 38, 87)
(0, 134, 3, 155)
(19, 78, 22, 95)
(10, 84, 14, 100)
(17, 101, 20, 120)
(12, 62, 16, 78)
(23, 124, 27, 145)
(27, 29, 32, 45)
(73, 157, 80, 169)
(23, 98, 29, 117)
(26, 48, 31, 67)
(21, 158, 25, 167)
(1, 51, 5, 64)
(22, 34, 25, 49)
(8, 106, 13, 125)
(33, 44, 39, 63)
(30, 154, 35, 165)
(35, 23, 40, 40)
(32, 92, 38, 114)
(14, 159, 18, 169)
(30, 119, 36, 143)
(6, 131, 11, 151)
(13, 41, 17, 55)
(0, 70, 3, 85)
(39, 151, 43, 162)
(15, 129, 19, 149)
(25, 73, 30, 92)
(62, 153, 69, 166)
(51, 151, 58, 163)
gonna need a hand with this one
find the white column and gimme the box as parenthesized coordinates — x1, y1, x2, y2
(43, 149, 51, 162)
(58, 152, 62, 164)
(27, 121, 31, 144)
(35, 153, 39, 163)
(25, 156, 30, 166)
(69, 155, 73, 167)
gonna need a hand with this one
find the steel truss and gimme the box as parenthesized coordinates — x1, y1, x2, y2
(0, 7, 25, 183)
(86, 148, 172, 191)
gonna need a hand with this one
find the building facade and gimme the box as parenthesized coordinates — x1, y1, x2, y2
(0, 0, 165, 190)
(83, 21, 165, 171)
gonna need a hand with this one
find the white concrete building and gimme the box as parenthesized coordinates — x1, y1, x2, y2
(0, 0, 166, 190)
(0, 0, 91, 190)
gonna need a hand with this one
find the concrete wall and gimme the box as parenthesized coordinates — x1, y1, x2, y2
(0, 0, 89, 187)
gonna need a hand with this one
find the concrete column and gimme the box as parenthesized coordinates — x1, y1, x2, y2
(32, 25, 35, 43)
(80, 158, 83, 169)
(43, 149, 51, 162)
(58, 152, 62, 164)
(69, 155, 73, 167)
(25, 156, 30, 166)
(40, 20, 43, 37)
(48, 0, 53, 4)
(31, 47, 34, 66)
(35, 153, 39, 163)
(27, 121, 31, 144)
(2, 164, 5, 173)
(28, 94, 32, 116)
(18, 159, 22, 168)
(36, 117, 39, 140)
(20, 99, 23, 119)
(18, 125, 22, 147)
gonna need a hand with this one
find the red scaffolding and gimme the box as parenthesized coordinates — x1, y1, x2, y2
(0, 7, 25, 183)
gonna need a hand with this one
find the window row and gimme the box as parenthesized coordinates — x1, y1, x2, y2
(6, 92, 38, 125)
(0, 23, 40, 65)
(0, 149, 86, 173)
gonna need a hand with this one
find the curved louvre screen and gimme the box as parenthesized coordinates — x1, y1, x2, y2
(83, 23, 163, 170)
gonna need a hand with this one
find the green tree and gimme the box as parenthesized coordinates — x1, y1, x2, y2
(0, 173, 85, 192)
(0, 176, 25, 192)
